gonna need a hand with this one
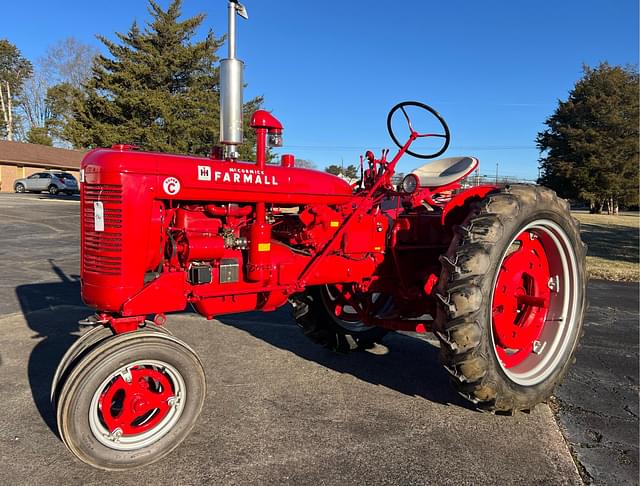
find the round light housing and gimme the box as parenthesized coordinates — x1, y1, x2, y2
(268, 129, 283, 147)
(402, 174, 419, 193)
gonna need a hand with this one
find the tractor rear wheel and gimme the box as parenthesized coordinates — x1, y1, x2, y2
(291, 285, 390, 353)
(56, 330, 205, 470)
(434, 185, 586, 412)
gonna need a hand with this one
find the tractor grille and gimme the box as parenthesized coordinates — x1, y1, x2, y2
(82, 184, 123, 275)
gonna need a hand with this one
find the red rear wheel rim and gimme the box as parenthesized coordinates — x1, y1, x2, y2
(488, 218, 581, 386)
(492, 231, 551, 368)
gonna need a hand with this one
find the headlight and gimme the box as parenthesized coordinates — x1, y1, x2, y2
(402, 174, 419, 193)
(268, 130, 283, 147)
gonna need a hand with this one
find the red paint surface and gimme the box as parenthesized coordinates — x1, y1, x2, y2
(492, 231, 551, 368)
(80, 109, 495, 334)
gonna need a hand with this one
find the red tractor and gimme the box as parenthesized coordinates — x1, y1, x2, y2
(52, 1, 587, 470)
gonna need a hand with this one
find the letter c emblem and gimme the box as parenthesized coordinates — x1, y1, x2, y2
(163, 177, 180, 195)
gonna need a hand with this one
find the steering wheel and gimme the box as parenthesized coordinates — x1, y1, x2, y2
(386, 101, 451, 159)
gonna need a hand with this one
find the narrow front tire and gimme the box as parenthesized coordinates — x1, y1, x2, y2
(56, 330, 205, 470)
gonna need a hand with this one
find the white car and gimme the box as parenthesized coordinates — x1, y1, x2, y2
(14, 171, 79, 195)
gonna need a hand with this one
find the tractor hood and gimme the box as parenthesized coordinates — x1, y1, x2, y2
(81, 148, 354, 206)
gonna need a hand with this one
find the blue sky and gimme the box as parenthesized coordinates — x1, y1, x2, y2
(4, 0, 638, 179)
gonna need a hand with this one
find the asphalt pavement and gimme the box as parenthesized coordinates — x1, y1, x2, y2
(554, 279, 639, 484)
(0, 193, 636, 485)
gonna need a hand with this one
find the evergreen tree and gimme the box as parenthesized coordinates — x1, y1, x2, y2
(325, 164, 342, 176)
(537, 63, 639, 213)
(63, 0, 261, 159)
(26, 126, 53, 145)
(343, 164, 358, 179)
(324, 163, 358, 180)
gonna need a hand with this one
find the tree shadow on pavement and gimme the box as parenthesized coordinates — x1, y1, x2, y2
(219, 307, 473, 410)
(15, 261, 89, 435)
(580, 222, 639, 263)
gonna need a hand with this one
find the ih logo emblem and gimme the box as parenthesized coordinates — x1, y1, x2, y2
(163, 177, 181, 195)
(198, 165, 211, 181)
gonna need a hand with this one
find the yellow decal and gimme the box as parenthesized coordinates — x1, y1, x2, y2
(330, 221, 340, 227)
(258, 243, 271, 252)
(374, 246, 382, 251)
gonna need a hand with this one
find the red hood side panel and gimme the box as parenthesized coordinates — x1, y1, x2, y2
(82, 149, 354, 206)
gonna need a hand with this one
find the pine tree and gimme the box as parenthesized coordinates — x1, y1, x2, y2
(537, 63, 639, 213)
(63, 0, 261, 159)
(343, 164, 358, 179)
(325, 164, 342, 176)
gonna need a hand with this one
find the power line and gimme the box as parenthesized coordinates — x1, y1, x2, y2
(284, 144, 537, 151)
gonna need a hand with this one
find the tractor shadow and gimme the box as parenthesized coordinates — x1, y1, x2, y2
(16, 261, 88, 436)
(16, 260, 472, 437)
(219, 307, 473, 410)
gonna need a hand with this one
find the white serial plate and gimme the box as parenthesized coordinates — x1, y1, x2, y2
(94, 201, 104, 232)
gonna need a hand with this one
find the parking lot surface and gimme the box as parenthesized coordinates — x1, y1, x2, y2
(0, 193, 633, 485)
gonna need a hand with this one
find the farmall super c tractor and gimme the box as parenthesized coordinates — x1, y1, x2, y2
(52, 1, 587, 470)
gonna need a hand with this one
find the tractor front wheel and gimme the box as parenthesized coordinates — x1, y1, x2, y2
(291, 285, 390, 353)
(51, 322, 171, 405)
(56, 330, 205, 470)
(434, 185, 586, 412)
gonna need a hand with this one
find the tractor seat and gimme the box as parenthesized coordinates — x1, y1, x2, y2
(411, 156, 478, 188)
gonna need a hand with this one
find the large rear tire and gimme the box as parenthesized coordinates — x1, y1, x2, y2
(434, 185, 587, 412)
(291, 285, 389, 353)
(56, 330, 205, 470)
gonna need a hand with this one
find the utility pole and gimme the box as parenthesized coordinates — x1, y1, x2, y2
(495, 162, 499, 185)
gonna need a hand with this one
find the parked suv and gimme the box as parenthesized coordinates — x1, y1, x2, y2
(14, 171, 79, 195)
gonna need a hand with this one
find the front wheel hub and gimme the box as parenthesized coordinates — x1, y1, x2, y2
(90, 360, 186, 450)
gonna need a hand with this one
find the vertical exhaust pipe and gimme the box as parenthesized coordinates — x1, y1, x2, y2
(220, 0, 248, 160)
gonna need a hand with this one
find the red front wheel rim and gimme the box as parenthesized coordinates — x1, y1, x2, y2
(89, 360, 186, 450)
(98, 366, 174, 435)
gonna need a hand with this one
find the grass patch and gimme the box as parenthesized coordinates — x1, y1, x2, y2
(573, 212, 639, 281)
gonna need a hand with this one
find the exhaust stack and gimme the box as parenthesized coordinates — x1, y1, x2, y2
(219, 0, 248, 160)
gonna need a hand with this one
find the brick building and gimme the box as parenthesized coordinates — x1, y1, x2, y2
(0, 141, 84, 192)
